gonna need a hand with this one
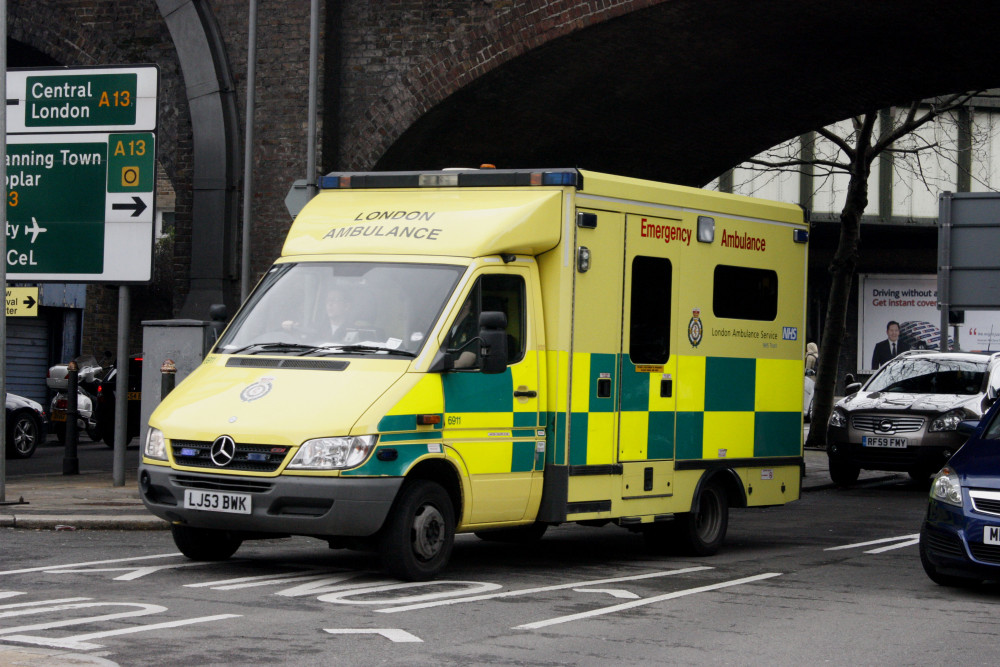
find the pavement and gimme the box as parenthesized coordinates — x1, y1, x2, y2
(0, 447, 904, 531)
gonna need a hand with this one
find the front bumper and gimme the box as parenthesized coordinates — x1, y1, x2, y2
(921, 499, 1000, 580)
(138, 463, 403, 538)
(827, 423, 963, 473)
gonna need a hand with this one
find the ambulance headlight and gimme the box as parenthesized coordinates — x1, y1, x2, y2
(144, 427, 168, 461)
(288, 435, 378, 470)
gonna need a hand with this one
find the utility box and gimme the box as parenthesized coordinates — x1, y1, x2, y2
(140, 319, 221, 445)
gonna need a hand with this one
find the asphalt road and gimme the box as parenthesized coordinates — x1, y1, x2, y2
(2, 477, 995, 666)
(3, 436, 140, 478)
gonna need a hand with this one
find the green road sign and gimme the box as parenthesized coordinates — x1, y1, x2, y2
(5, 133, 156, 279)
(7, 66, 158, 133)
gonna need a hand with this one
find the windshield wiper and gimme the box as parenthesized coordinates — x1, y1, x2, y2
(314, 344, 417, 358)
(222, 342, 321, 355)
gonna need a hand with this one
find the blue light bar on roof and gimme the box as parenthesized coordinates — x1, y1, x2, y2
(318, 169, 581, 190)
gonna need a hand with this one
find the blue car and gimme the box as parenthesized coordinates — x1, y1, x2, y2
(920, 400, 1000, 585)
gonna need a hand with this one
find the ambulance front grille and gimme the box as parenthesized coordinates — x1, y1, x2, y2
(171, 440, 289, 473)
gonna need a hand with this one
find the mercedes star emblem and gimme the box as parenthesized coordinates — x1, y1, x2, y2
(211, 435, 237, 466)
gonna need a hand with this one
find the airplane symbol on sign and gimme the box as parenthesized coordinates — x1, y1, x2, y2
(26, 217, 47, 244)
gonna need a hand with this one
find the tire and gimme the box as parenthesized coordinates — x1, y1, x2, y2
(171, 525, 243, 561)
(674, 480, 729, 556)
(475, 523, 547, 543)
(6, 411, 42, 459)
(828, 456, 860, 487)
(379, 479, 455, 581)
(919, 531, 979, 587)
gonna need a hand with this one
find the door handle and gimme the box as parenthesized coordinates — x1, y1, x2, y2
(513, 389, 537, 398)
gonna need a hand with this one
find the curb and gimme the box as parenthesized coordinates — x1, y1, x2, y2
(0, 514, 169, 530)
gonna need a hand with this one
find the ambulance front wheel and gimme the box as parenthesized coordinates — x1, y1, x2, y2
(675, 480, 729, 556)
(171, 525, 243, 561)
(379, 479, 455, 581)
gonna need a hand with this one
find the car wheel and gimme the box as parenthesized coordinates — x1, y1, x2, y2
(673, 480, 729, 556)
(919, 530, 980, 587)
(379, 479, 455, 581)
(6, 411, 42, 459)
(475, 523, 547, 543)
(86, 421, 102, 443)
(828, 456, 860, 487)
(171, 525, 243, 561)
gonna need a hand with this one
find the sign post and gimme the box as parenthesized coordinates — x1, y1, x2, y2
(4, 65, 158, 486)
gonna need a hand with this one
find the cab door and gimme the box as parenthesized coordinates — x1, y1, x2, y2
(441, 265, 543, 524)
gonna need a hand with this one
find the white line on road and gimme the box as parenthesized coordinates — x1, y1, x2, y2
(865, 538, 920, 554)
(514, 572, 783, 630)
(0, 614, 243, 651)
(324, 628, 422, 643)
(0, 554, 180, 577)
(572, 588, 641, 599)
(824, 534, 919, 551)
(376, 566, 712, 614)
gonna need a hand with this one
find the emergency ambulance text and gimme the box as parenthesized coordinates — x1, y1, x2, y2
(720, 229, 766, 252)
(639, 218, 691, 245)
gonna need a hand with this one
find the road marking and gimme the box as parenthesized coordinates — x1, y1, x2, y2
(0, 593, 25, 601)
(0, 599, 93, 619)
(377, 566, 712, 614)
(865, 538, 920, 554)
(572, 588, 640, 600)
(185, 569, 339, 589)
(0, 602, 167, 636)
(324, 628, 422, 643)
(514, 572, 783, 630)
(0, 554, 179, 577)
(45, 562, 207, 581)
(318, 581, 502, 605)
(824, 534, 919, 551)
(1, 614, 242, 651)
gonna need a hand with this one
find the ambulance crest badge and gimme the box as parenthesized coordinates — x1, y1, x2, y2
(687, 308, 703, 347)
(241, 376, 274, 402)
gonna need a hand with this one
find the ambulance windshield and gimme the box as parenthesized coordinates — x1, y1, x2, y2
(216, 261, 465, 357)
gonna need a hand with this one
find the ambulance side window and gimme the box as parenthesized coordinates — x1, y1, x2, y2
(713, 265, 778, 321)
(629, 256, 671, 364)
(450, 274, 526, 367)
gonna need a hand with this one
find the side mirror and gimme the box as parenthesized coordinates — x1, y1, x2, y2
(479, 311, 508, 375)
(845, 382, 862, 395)
(209, 304, 228, 322)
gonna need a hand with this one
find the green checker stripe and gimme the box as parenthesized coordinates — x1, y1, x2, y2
(343, 443, 431, 477)
(588, 353, 618, 413)
(619, 357, 650, 412)
(442, 368, 513, 412)
(753, 412, 802, 457)
(705, 357, 755, 412)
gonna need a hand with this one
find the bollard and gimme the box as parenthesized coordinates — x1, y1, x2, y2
(62, 361, 79, 475)
(161, 358, 177, 398)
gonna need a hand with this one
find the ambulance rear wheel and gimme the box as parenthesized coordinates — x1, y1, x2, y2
(675, 480, 728, 556)
(379, 479, 455, 581)
(171, 525, 242, 561)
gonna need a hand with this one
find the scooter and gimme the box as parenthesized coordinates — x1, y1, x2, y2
(46, 354, 104, 444)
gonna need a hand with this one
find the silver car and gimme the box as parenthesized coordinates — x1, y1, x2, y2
(826, 351, 1000, 486)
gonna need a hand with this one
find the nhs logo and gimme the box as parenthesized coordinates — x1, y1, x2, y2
(782, 327, 798, 341)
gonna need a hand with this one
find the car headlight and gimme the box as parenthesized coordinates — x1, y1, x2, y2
(287, 435, 378, 470)
(929, 409, 965, 432)
(930, 466, 963, 507)
(144, 427, 168, 461)
(829, 409, 848, 428)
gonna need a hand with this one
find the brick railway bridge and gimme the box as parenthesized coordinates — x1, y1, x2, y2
(8, 0, 1000, 337)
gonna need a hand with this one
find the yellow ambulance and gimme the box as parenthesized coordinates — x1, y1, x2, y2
(139, 168, 807, 580)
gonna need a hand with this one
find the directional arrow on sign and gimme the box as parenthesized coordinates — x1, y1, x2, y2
(23, 295, 36, 309)
(111, 196, 148, 217)
(324, 628, 423, 643)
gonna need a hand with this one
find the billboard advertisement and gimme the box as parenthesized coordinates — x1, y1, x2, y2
(858, 274, 1000, 373)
